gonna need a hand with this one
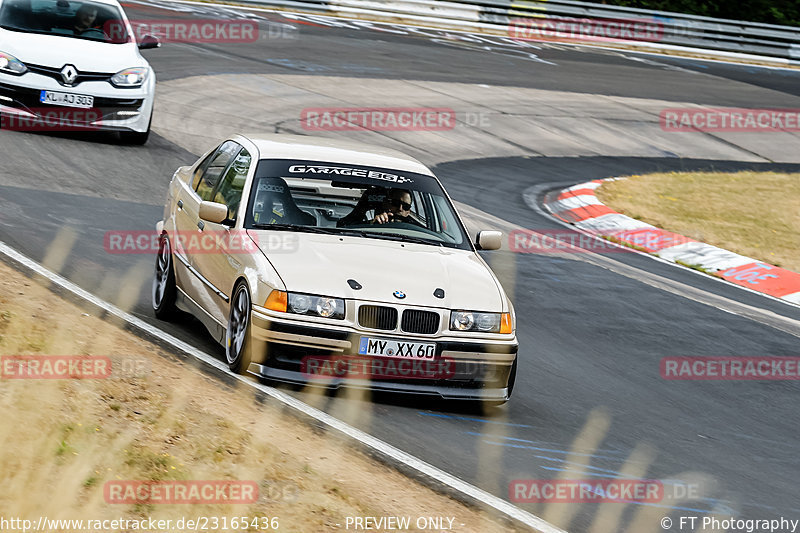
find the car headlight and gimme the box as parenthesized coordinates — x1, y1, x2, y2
(0, 51, 27, 75)
(265, 290, 345, 319)
(450, 310, 512, 333)
(110, 67, 148, 88)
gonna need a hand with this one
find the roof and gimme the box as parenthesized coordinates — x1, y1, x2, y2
(240, 133, 435, 177)
(85, 0, 125, 6)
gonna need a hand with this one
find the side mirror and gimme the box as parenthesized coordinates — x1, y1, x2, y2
(476, 230, 502, 251)
(138, 34, 161, 50)
(199, 201, 229, 224)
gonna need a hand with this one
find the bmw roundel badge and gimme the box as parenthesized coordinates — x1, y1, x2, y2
(393, 290, 406, 299)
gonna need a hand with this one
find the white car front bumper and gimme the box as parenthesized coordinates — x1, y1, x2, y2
(0, 69, 154, 133)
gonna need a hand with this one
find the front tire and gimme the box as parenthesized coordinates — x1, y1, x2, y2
(152, 234, 177, 320)
(226, 281, 254, 374)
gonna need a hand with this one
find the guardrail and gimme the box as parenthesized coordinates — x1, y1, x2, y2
(492, 0, 800, 59)
(230, 0, 800, 62)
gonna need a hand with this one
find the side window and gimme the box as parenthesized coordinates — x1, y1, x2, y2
(431, 195, 463, 244)
(191, 151, 215, 191)
(211, 148, 251, 221)
(411, 191, 427, 224)
(195, 141, 239, 201)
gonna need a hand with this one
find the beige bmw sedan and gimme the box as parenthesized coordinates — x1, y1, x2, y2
(153, 134, 518, 403)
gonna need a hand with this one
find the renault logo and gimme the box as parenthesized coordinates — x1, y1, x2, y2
(393, 290, 406, 299)
(60, 65, 78, 85)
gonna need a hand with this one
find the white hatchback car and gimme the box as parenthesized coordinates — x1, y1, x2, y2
(154, 134, 518, 403)
(0, 0, 157, 143)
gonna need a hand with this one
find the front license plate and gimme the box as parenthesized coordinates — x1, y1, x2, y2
(40, 90, 94, 109)
(358, 337, 436, 359)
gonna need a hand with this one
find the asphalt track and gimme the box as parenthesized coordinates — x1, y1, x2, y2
(2, 3, 800, 531)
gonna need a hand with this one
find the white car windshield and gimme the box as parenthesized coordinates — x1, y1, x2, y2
(0, 0, 130, 43)
(244, 160, 472, 250)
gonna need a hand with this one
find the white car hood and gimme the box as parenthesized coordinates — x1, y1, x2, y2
(0, 30, 144, 71)
(251, 231, 505, 311)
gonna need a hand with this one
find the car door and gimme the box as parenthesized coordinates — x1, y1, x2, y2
(173, 140, 240, 315)
(192, 146, 253, 325)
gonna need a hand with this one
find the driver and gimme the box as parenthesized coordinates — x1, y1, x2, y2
(73, 4, 99, 35)
(371, 188, 417, 225)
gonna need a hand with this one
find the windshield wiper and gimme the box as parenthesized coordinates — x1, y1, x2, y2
(250, 223, 340, 235)
(250, 224, 443, 246)
(369, 232, 443, 246)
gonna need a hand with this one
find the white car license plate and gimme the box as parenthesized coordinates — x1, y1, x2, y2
(358, 337, 436, 359)
(40, 90, 94, 109)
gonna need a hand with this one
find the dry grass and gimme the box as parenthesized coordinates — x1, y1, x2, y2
(596, 172, 800, 272)
(0, 260, 523, 532)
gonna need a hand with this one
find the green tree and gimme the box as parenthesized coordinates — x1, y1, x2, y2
(603, 0, 800, 27)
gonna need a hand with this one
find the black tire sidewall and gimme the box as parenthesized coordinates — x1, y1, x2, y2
(152, 234, 177, 319)
(227, 282, 253, 374)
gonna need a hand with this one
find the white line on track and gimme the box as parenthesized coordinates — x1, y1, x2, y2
(0, 239, 566, 533)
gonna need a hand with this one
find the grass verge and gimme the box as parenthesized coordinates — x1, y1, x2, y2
(596, 171, 800, 272)
(0, 259, 524, 532)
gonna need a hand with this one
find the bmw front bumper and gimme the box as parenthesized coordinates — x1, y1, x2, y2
(248, 308, 518, 402)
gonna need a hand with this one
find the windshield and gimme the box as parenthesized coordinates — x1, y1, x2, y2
(0, 0, 130, 43)
(243, 159, 472, 250)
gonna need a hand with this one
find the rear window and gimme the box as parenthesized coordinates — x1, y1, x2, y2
(0, 0, 130, 43)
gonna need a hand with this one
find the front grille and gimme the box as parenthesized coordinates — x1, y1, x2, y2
(27, 64, 112, 87)
(401, 309, 440, 335)
(358, 305, 397, 330)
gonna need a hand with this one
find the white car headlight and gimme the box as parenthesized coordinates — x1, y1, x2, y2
(0, 51, 27, 75)
(450, 310, 512, 333)
(110, 67, 148, 88)
(287, 292, 345, 320)
(288, 293, 312, 314)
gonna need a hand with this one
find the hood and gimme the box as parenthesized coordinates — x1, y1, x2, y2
(249, 231, 505, 311)
(0, 29, 144, 71)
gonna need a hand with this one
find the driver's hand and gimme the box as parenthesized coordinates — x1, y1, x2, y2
(372, 212, 392, 224)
